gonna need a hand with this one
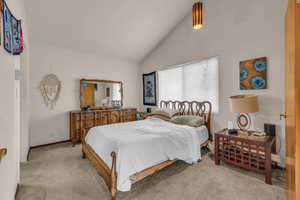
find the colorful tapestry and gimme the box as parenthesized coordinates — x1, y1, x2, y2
(240, 57, 267, 90)
(0, 0, 3, 46)
(3, 1, 12, 53)
(11, 17, 23, 54)
(18, 20, 24, 53)
(11, 15, 19, 54)
(2, 1, 23, 54)
(0, 14, 1, 47)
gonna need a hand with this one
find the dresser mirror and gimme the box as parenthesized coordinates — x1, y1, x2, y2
(80, 79, 123, 109)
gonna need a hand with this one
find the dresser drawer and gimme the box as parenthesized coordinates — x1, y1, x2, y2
(81, 113, 95, 120)
(70, 108, 137, 146)
(122, 109, 137, 122)
(110, 111, 121, 124)
(101, 112, 110, 125)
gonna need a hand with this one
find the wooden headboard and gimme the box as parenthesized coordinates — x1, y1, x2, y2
(160, 100, 212, 141)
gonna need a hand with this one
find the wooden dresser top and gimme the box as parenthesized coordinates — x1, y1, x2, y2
(70, 107, 137, 113)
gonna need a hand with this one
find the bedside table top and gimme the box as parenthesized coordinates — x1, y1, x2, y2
(215, 129, 275, 144)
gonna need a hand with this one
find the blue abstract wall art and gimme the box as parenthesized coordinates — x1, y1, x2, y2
(240, 57, 267, 90)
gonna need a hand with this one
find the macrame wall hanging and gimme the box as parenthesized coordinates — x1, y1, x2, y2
(40, 74, 61, 109)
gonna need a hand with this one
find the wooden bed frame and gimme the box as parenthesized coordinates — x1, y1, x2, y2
(81, 100, 212, 200)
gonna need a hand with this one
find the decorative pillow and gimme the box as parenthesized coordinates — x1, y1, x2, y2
(151, 110, 170, 118)
(145, 113, 171, 121)
(152, 108, 179, 118)
(169, 115, 205, 127)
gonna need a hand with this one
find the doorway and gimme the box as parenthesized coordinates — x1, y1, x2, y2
(285, 0, 300, 199)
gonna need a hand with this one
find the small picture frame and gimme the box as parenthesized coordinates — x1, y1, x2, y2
(146, 107, 152, 113)
(143, 72, 157, 106)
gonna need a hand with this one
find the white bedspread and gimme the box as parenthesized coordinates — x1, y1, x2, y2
(85, 117, 208, 191)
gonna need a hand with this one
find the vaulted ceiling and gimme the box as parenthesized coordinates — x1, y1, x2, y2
(25, 0, 194, 62)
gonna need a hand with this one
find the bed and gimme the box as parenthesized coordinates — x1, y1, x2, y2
(81, 100, 212, 200)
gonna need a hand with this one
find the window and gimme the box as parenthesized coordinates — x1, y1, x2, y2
(112, 84, 121, 101)
(158, 57, 219, 112)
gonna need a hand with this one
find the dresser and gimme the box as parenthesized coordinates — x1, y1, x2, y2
(70, 108, 137, 145)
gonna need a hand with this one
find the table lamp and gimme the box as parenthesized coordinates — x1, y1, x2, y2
(229, 94, 259, 131)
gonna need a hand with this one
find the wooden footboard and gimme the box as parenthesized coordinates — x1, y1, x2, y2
(82, 127, 210, 200)
(82, 129, 117, 199)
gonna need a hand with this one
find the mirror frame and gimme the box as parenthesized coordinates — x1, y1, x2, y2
(80, 79, 123, 109)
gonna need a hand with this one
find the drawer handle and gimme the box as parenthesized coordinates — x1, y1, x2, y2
(280, 113, 287, 120)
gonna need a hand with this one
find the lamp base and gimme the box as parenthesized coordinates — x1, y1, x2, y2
(237, 113, 251, 131)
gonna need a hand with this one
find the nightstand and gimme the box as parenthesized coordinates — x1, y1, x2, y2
(214, 129, 276, 185)
(136, 112, 149, 120)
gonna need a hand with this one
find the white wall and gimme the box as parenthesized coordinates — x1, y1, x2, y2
(29, 42, 140, 146)
(19, 2, 30, 163)
(140, 0, 287, 165)
(20, 47, 30, 162)
(0, 0, 29, 199)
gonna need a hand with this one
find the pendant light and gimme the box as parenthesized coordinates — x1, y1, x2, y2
(193, 2, 203, 29)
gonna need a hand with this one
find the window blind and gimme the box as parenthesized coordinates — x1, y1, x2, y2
(158, 57, 219, 112)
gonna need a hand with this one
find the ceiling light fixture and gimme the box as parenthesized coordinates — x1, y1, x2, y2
(193, 2, 203, 30)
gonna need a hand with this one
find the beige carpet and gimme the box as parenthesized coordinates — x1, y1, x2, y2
(17, 143, 286, 200)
